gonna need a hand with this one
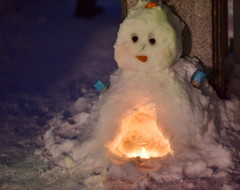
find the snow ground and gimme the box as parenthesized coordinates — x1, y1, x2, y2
(0, 0, 119, 189)
(0, 0, 240, 189)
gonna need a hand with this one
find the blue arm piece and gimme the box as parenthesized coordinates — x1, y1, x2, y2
(191, 70, 207, 87)
(94, 79, 108, 93)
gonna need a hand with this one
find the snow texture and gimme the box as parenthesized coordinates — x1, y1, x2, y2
(42, 59, 238, 190)
(1, 0, 240, 189)
(39, 1, 239, 189)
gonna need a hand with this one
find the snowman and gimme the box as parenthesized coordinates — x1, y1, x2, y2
(67, 0, 228, 173)
(79, 0, 205, 168)
(39, 2, 233, 188)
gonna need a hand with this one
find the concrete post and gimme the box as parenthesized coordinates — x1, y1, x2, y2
(121, 0, 128, 19)
(212, 0, 228, 98)
(234, 0, 240, 62)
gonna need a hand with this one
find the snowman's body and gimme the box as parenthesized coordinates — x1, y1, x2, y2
(95, 66, 201, 162)
(92, 1, 202, 163)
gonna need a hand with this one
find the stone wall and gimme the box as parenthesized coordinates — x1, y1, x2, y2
(234, 0, 240, 62)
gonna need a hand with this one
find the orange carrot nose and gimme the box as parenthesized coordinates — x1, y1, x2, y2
(136, 56, 148, 62)
(145, 2, 158, 9)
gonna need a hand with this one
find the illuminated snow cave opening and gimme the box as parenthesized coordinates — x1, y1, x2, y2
(106, 112, 172, 161)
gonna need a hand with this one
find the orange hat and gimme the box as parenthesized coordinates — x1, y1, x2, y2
(145, 2, 158, 9)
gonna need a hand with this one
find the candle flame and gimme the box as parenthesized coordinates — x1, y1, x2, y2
(140, 147, 149, 159)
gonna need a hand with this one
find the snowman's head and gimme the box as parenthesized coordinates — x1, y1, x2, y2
(114, 1, 184, 73)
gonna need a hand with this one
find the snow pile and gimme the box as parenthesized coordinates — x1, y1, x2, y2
(37, 1, 239, 189)
(36, 91, 98, 168)
(39, 58, 236, 184)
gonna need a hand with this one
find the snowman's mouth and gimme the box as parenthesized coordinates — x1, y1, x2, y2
(136, 55, 148, 63)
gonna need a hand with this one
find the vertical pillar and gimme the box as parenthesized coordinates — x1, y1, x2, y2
(121, 0, 138, 19)
(121, 0, 128, 19)
(234, 0, 240, 62)
(212, 0, 228, 98)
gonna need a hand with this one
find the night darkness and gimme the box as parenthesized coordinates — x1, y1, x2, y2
(0, 0, 120, 188)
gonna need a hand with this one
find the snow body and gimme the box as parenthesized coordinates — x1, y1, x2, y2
(69, 0, 231, 170)
(93, 1, 200, 161)
(95, 69, 200, 158)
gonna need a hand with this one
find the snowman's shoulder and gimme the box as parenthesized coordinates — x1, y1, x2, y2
(171, 58, 198, 83)
(109, 69, 123, 82)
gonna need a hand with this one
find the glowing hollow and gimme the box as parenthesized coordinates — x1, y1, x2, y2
(106, 112, 172, 160)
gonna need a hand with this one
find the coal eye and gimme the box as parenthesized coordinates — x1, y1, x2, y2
(132, 36, 138, 43)
(149, 38, 156, 45)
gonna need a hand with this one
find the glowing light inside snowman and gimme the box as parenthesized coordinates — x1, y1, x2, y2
(107, 112, 172, 160)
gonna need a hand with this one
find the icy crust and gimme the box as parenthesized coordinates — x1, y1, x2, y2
(37, 58, 238, 189)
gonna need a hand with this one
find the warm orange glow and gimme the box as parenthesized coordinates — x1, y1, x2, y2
(106, 111, 172, 161)
(145, 2, 158, 9)
(140, 146, 149, 159)
(136, 55, 148, 62)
